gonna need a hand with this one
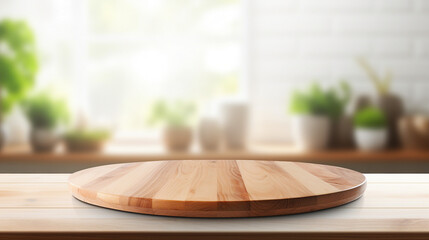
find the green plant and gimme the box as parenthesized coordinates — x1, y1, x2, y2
(354, 107, 387, 129)
(148, 100, 196, 127)
(289, 81, 351, 118)
(0, 19, 38, 119)
(64, 129, 111, 143)
(357, 57, 392, 95)
(22, 92, 69, 129)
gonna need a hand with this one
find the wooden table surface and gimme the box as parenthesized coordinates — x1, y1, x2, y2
(69, 161, 366, 218)
(1, 173, 428, 240)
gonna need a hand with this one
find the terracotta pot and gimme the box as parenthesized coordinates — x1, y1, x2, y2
(398, 116, 429, 150)
(330, 116, 354, 149)
(163, 126, 192, 152)
(377, 94, 404, 148)
(65, 139, 105, 153)
(30, 128, 59, 153)
(198, 118, 221, 151)
(291, 115, 331, 151)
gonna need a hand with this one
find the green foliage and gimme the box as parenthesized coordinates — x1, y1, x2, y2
(354, 107, 387, 129)
(356, 57, 392, 95)
(148, 100, 196, 127)
(22, 92, 69, 129)
(289, 81, 351, 118)
(0, 19, 38, 116)
(64, 129, 111, 143)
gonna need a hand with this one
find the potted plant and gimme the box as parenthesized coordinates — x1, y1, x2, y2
(354, 107, 388, 151)
(289, 82, 350, 151)
(357, 57, 404, 148)
(0, 20, 38, 150)
(64, 129, 110, 153)
(148, 100, 195, 152)
(22, 92, 69, 152)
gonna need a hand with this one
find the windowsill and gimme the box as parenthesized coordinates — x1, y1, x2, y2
(1, 142, 429, 163)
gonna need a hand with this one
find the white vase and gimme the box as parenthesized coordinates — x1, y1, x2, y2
(221, 102, 248, 149)
(291, 115, 330, 151)
(3, 107, 30, 145)
(354, 128, 387, 152)
(198, 117, 221, 151)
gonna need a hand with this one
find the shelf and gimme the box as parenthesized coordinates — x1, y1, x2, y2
(1, 143, 429, 163)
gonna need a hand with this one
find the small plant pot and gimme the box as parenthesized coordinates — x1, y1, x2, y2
(354, 128, 387, 152)
(291, 115, 331, 151)
(163, 126, 192, 152)
(65, 139, 105, 153)
(30, 128, 59, 153)
(398, 116, 429, 150)
(198, 118, 221, 151)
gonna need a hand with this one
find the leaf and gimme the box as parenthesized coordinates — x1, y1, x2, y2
(0, 19, 37, 116)
(147, 100, 196, 127)
(22, 92, 69, 129)
(289, 81, 352, 118)
(354, 107, 387, 128)
(356, 57, 391, 95)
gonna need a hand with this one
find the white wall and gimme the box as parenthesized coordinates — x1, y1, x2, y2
(248, 0, 429, 143)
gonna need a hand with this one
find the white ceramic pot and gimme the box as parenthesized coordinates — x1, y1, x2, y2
(221, 102, 248, 149)
(354, 128, 387, 152)
(3, 107, 30, 145)
(31, 128, 60, 152)
(198, 117, 221, 151)
(291, 115, 331, 151)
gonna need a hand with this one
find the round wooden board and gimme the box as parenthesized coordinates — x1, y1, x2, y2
(69, 160, 366, 218)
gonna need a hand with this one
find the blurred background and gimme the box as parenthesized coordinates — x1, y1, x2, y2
(1, 0, 429, 173)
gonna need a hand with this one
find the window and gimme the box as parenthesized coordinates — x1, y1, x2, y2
(6, 0, 243, 136)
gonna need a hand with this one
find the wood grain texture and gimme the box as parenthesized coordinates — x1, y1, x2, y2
(68, 160, 366, 217)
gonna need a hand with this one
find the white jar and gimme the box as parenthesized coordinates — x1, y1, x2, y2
(291, 115, 331, 151)
(221, 102, 248, 149)
(198, 117, 221, 151)
(354, 128, 388, 152)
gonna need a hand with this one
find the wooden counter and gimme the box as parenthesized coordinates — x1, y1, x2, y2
(0, 174, 428, 239)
